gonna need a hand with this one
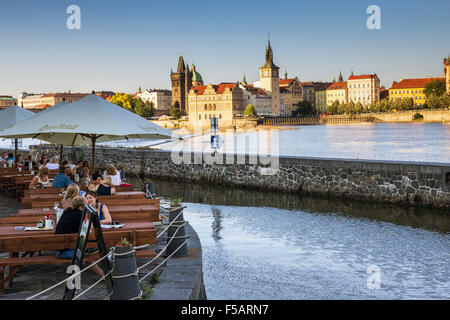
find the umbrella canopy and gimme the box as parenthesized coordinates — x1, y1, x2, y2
(0, 94, 179, 171)
(0, 105, 36, 157)
(0, 105, 35, 131)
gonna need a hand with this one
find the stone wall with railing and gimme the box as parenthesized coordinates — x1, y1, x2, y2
(30, 145, 450, 208)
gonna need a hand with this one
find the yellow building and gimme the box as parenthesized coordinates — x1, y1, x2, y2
(315, 83, 332, 113)
(188, 82, 245, 129)
(444, 57, 450, 94)
(326, 82, 348, 106)
(389, 77, 444, 107)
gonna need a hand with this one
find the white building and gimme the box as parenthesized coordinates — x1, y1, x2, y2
(347, 74, 380, 107)
(136, 89, 172, 111)
(239, 84, 272, 116)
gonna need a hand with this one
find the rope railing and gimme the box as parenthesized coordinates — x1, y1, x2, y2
(26, 248, 115, 300)
(72, 270, 113, 300)
(25, 206, 189, 300)
(138, 238, 189, 284)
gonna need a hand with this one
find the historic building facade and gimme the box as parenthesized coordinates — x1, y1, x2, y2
(240, 83, 272, 115)
(187, 82, 245, 128)
(444, 56, 450, 94)
(279, 78, 302, 116)
(300, 82, 332, 108)
(171, 55, 192, 115)
(347, 74, 380, 107)
(326, 82, 348, 106)
(17, 92, 88, 110)
(258, 39, 280, 115)
(0, 95, 17, 109)
(389, 77, 444, 107)
(137, 89, 172, 115)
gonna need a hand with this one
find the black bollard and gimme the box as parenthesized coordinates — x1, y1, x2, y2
(110, 246, 141, 300)
(165, 206, 189, 258)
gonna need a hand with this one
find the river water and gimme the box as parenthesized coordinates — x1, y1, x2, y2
(129, 177, 450, 300)
(4, 122, 449, 164)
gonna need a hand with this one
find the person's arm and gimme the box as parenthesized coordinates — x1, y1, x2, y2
(29, 176, 38, 189)
(101, 204, 112, 224)
(111, 187, 116, 195)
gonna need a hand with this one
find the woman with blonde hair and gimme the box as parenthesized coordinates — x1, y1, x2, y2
(103, 165, 122, 186)
(97, 176, 116, 196)
(60, 183, 80, 209)
(29, 166, 50, 189)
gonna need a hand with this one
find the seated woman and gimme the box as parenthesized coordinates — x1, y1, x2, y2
(97, 176, 116, 196)
(38, 154, 49, 166)
(79, 167, 91, 187)
(88, 173, 102, 191)
(103, 165, 122, 186)
(60, 183, 80, 210)
(14, 154, 25, 170)
(55, 196, 103, 276)
(74, 160, 84, 176)
(46, 156, 59, 170)
(85, 191, 112, 224)
(29, 166, 50, 189)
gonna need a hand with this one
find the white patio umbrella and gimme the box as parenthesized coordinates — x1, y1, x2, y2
(0, 105, 36, 157)
(0, 94, 179, 171)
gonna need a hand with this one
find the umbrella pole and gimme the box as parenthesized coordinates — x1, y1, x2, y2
(14, 139, 18, 159)
(92, 136, 96, 174)
(59, 145, 63, 167)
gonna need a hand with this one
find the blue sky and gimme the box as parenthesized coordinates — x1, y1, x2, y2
(0, 0, 449, 96)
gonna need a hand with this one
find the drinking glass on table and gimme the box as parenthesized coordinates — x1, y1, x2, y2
(54, 202, 59, 211)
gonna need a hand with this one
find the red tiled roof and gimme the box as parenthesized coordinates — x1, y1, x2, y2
(279, 78, 295, 86)
(192, 83, 236, 95)
(348, 74, 377, 81)
(390, 77, 445, 90)
(245, 85, 268, 95)
(327, 82, 347, 90)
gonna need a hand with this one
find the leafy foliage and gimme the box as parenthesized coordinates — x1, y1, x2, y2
(244, 104, 257, 116)
(170, 102, 182, 119)
(292, 100, 316, 116)
(423, 79, 446, 98)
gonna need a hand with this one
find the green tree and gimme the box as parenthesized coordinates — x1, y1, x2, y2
(244, 104, 257, 116)
(170, 102, 182, 119)
(426, 94, 441, 109)
(135, 100, 154, 118)
(293, 100, 316, 116)
(423, 79, 446, 98)
(327, 101, 339, 114)
(337, 102, 345, 114)
(354, 102, 363, 114)
(110, 93, 134, 110)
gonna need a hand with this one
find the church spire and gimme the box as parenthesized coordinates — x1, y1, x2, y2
(176, 55, 186, 73)
(284, 64, 288, 79)
(338, 71, 343, 82)
(261, 34, 279, 69)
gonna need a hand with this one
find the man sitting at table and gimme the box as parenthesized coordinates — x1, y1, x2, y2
(88, 173, 103, 192)
(52, 165, 72, 188)
(55, 196, 104, 276)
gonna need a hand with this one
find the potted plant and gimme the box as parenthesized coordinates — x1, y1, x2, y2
(169, 198, 183, 208)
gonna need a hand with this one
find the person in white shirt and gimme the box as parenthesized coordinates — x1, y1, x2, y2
(103, 165, 122, 186)
(46, 156, 60, 170)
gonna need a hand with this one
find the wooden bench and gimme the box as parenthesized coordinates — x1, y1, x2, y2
(0, 228, 157, 291)
(22, 185, 133, 197)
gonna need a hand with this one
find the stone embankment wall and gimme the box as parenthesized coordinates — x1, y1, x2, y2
(30, 145, 450, 208)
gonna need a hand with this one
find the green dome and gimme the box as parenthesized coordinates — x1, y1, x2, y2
(191, 64, 203, 83)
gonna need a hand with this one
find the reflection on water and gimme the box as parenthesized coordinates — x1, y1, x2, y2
(129, 177, 450, 299)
